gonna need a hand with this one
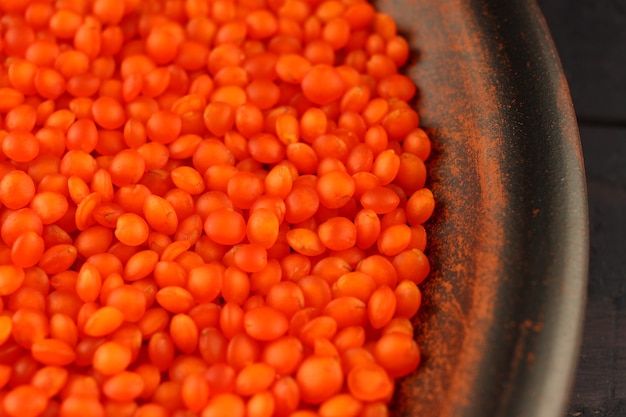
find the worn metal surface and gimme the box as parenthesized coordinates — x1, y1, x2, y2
(377, 1, 589, 416)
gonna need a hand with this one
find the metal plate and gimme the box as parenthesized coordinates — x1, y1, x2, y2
(380, 1, 589, 416)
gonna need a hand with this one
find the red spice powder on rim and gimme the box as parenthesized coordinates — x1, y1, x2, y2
(0, 0, 434, 415)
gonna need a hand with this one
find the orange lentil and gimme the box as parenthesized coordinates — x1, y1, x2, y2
(102, 371, 144, 402)
(148, 331, 176, 372)
(156, 286, 195, 314)
(301, 65, 345, 106)
(296, 355, 343, 404)
(169, 313, 199, 354)
(90, 168, 114, 200)
(11, 307, 48, 349)
(270, 377, 299, 416)
(318, 217, 357, 251)
(114, 213, 149, 246)
(333, 324, 365, 353)
(377, 224, 412, 256)
(303, 40, 335, 65)
(280, 253, 310, 281)
(33, 68, 66, 100)
(323, 296, 368, 329)
(204, 208, 246, 245)
(31, 191, 69, 224)
(108, 148, 145, 186)
(91, 97, 125, 130)
(38, 244, 77, 275)
(246, 391, 275, 417)
(392, 248, 430, 285)
(50, 271, 78, 292)
(180, 374, 208, 412)
(137, 307, 169, 339)
(367, 285, 397, 329)
(406, 188, 436, 226)
(8, 62, 37, 96)
(198, 327, 228, 365)
(296, 277, 331, 311)
(31, 338, 76, 366)
(249, 133, 287, 164)
(106, 285, 147, 322)
(166, 354, 207, 383)
(216, 267, 247, 306)
(67, 176, 90, 204)
(153, 260, 186, 288)
(9, 354, 40, 388)
(76, 338, 104, 367)
(5, 104, 37, 132)
(394, 280, 422, 318)
(171, 166, 205, 195)
(31, 366, 68, 399)
(102, 401, 137, 417)
(98, 78, 123, 101)
(331, 271, 376, 303)
(311, 256, 351, 283)
(3, 385, 48, 417)
(284, 186, 319, 224)
(316, 170, 355, 209)
(403, 127, 432, 161)
(374, 332, 421, 378)
(245, 209, 279, 249)
(54, 51, 89, 80)
(320, 395, 364, 417)
(146, 29, 179, 65)
(299, 315, 338, 346)
(137, 143, 169, 171)
(355, 256, 396, 289)
(380, 206, 407, 230)
(286, 228, 326, 257)
(262, 336, 304, 376)
(172, 214, 204, 243)
(59, 396, 104, 417)
(232, 243, 267, 273)
(202, 393, 245, 417)
(243, 305, 289, 341)
(360, 186, 400, 214)
(169, 133, 203, 159)
(145, 110, 182, 145)
(0, 2, 434, 415)
(353, 208, 380, 249)
(110, 324, 143, 361)
(264, 280, 303, 318)
(2, 130, 40, 163)
(92, 341, 131, 375)
(247, 260, 281, 294)
(48, 313, 78, 347)
(1, 209, 43, 249)
(275, 54, 311, 85)
(75, 263, 101, 303)
(202, 164, 236, 193)
(347, 362, 393, 402)
(317, 156, 348, 175)
(235, 363, 276, 397)
(0, 170, 35, 209)
(9, 286, 45, 313)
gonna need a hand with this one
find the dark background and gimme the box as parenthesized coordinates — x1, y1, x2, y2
(535, 0, 626, 416)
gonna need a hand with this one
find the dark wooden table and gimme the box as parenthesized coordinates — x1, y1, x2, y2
(535, 1, 626, 415)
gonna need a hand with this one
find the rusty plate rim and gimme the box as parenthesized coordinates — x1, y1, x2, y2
(378, 1, 589, 416)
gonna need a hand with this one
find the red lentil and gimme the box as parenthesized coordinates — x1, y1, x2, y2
(0, 0, 434, 414)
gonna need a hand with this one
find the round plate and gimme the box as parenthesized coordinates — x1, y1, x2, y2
(378, 1, 589, 416)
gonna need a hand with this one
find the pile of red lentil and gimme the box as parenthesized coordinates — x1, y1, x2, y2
(0, 0, 434, 415)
